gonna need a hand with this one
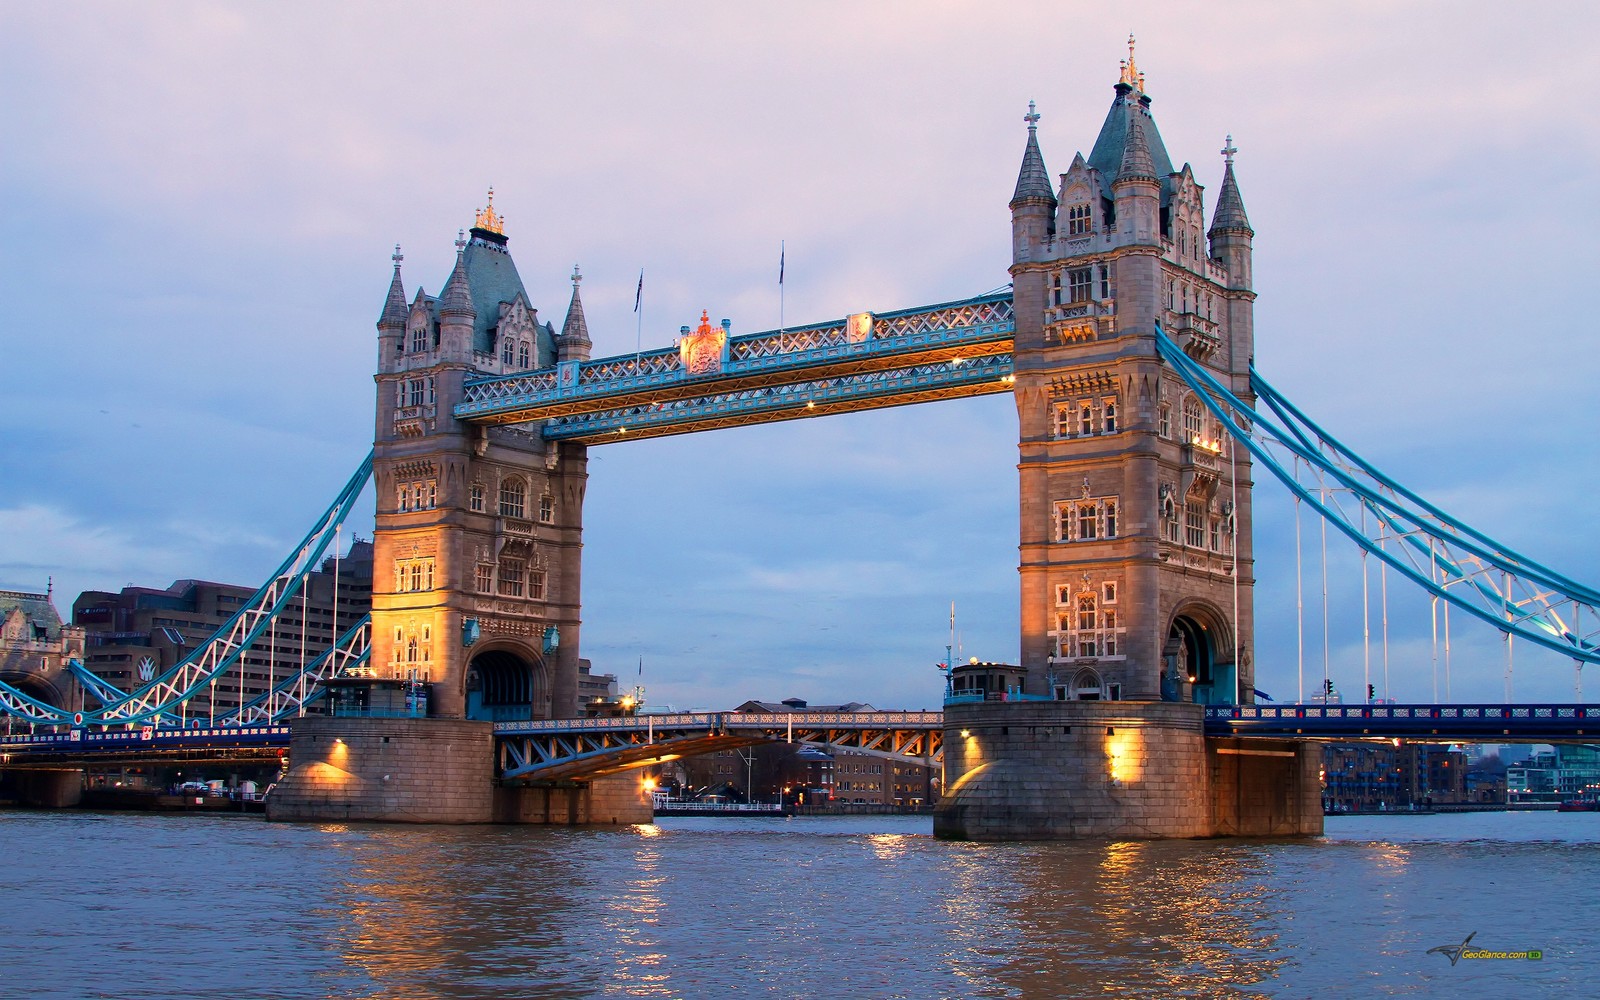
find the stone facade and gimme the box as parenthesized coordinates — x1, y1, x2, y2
(936, 46, 1316, 841)
(267, 716, 496, 823)
(372, 202, 593, 721)
(1009, 49, 1257, 705)
(0, 588, 84, 713)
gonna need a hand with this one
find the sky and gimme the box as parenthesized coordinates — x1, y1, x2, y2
(2, 3, 1598, 712)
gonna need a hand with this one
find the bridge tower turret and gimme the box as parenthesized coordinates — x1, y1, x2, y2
(367, 193, 588, 724)
(939, 41, 1316, 841)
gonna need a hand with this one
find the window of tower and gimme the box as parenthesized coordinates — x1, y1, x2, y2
(1077, 503, 1098, 541)
(1068, 268, 1093, 304)
(499, 478, 527, 519)
(408, 379, 424, 408)
(502, 338, 515, 366)
(498, 559, 525, 597)
(1182, 398, 1204, 442)
(1186, 501, 1206, 547)
(475, 563, 493, 593)
(410, 326, 426, 353)
(1102, 581, 1118, 604)
(427, 378, 436, 405)
(1067, 203, 1091, 236)
(1098, 263, 1114, 300)
(1104, 499, 1117, 538)
(470, 483, 485, 513)
(518, 342, 531, 368)
(529, 570, 547, 601)
(1079, 401, 1094, 435)
(1158, 404, 1172, 439)
(539, 495, 555, 524)
(1051, 272, 1063, 308)
(1103, 398, 1117, 434)
(396, 484, 410, 513)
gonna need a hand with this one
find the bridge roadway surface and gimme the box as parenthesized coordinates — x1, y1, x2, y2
(4, 705, 1598, 775)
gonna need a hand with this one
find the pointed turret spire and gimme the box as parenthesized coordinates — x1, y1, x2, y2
(1209, 135, 1252, 235)
(561, 265, 592, 348)
(441, 230, 475, 317)
(1116, 114, 1157, 185)
(1011, 100, 1056, 207)
(379, 244, 408, 327)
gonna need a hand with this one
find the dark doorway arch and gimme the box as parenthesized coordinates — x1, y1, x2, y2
(464, 647, 547, 722)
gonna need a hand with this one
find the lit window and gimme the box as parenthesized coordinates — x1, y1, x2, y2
(539, 495, 554, 523)
(1067, 203, 1091, 236)
(476, 564, 493, 593)
(470, 483, 485, 513)
(1054, 403, 1073, 438)
(499, 478, 526, 519)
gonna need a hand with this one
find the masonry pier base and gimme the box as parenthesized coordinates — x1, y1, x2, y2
(934, 701, 1322, 840)
(266, 717, 650, 826)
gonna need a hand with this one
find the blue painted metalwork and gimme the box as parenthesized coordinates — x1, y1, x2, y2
(220, 616, 372, 726)
(495, 711, 943, 781)
(544, 355, 1014, 442)
(63, 660, 128, 707)
(1204, 703, 1600, 741)
(0, 725, 290, 756)
(453, 292, 1015, 431)
(0, 453, 375, 725)
(1153, 327, 1600, 668)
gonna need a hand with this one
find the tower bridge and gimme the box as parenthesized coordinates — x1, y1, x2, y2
(3, 42, 1598, 838)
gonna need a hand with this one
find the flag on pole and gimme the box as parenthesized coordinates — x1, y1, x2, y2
(634, 270, 643, 312)
(779, 242, 785, 285)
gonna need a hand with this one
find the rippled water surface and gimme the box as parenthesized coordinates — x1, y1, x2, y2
(2, 810, 1595, 999)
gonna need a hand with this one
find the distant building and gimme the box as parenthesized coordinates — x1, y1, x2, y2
(71, 542, 372, 721)
(0, 587, 85, 716)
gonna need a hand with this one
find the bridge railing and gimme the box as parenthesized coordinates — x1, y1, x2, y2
(1, 725, 290, 752)
(493, 710, 944, 735)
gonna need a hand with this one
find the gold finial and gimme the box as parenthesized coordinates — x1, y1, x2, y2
(475, 187, 504, 235)
(1119, 33, 1144, 91)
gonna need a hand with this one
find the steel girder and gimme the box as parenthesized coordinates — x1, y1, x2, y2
(543, 355, 1014, 444)
(494, 711, 944, 781)
(453, 292, 1015, 432)
(0, 453, 374, 725)
(219, 616, 372, 725)
(1205, 703, 1600, 741)
(1154, 327, 1600, 668)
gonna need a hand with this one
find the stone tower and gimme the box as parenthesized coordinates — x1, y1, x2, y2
(371, 192, 591, 720)
(936, 45, 1321, 841)
(1010, 41, 1257, 708)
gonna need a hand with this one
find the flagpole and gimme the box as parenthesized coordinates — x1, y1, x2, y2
(634, 269, 644, 374)
(778, 241, 785, 334)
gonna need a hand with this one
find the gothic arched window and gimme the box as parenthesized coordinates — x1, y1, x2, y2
(498, 477, 526, 519)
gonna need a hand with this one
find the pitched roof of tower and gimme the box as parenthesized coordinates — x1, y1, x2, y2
(1209, 147, 1253, 236)
(378, 246, 408, 327)
(440, 237, 476, 318)
(1011, 101, 1056, 206)
(561, 267, 591, 346)
(1086, 54, 1176, 203)
(1116, 114, 1157, 185)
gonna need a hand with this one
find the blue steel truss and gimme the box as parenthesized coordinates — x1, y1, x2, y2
(495, 711, 944, 781)
(454, 292, 1015, 441)
(1206, 703, 1600, 741)
(220, 616, 372, 726)
(0, 453, 374, 726)
(1154, 327, 1600, 668)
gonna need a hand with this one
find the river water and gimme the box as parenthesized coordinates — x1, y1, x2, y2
(1, 810, 1592, 999)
